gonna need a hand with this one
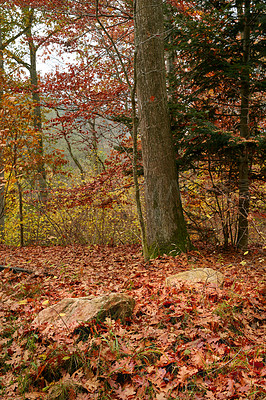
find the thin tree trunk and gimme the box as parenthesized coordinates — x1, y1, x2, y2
(0, 24, 5, 241)
(17, 179, 24, 247)
(65, 135, 85, 181)
(134, 0, 191, 257)
(0, 11, 34, 241)
(131, 46, 149, 261)
(13, 138, 24, 246)
(88, 119, 103, 175)
(26, 10, 47, 204)
(55, 109, 86, 181)
(237, 0, 251, 249)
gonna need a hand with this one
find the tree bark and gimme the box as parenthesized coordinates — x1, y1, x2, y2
(26, 9, 48, 204)
(131, 49, 149, 261)
(237, 0, 251, 249)
(16, 178, 24, 247)
(88, 119, 103, 176)
(0, 24, 5, 241)
(134, 0, 191, 257)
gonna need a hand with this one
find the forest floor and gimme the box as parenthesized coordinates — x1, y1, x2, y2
(0, 243, 265, 400)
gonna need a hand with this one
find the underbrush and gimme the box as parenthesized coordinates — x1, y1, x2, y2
(4, 167, 266, 250)
(4, 180, 140, 247)
(180, 171, 266, 248)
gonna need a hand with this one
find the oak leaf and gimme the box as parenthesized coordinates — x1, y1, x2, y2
(115, 385, 136, 400)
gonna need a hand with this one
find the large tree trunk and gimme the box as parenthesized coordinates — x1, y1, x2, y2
(237, 0, 251, 249)
(134, 0, 191, 257)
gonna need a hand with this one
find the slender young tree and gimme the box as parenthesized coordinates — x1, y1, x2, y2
(0, 24, 4, 241)
(134, 0, 191, 257)
(0, 6, 33, 240)
(236, 0, 251, 249)
(25, 8, 48, 204)
(2, 6, 49, 204)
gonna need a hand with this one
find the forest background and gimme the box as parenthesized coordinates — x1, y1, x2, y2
(0, 0, 265, 399)
(0, 0, 265, 252)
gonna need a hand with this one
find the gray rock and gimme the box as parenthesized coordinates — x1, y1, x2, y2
(166, 267, 224, 287)
(32, 293, 135, 331)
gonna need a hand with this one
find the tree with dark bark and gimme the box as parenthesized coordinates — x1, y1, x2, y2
(236, 0, 251, 249)
(166, 0, 265, 249)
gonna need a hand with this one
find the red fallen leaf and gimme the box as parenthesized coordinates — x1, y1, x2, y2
(176, 366, 198, 384)
(110, 359, 135, 375)
(156, 393, 168, 400)
(114, 385, 136, 399)
(238, 384, 251, 393)
(191, 350, 205, 368)
(148, 368, 168, 388)
(249, 360, 265, 372)
(226, 377, 235, 396)
(158, 353, 176, 366)
(82, 376, 99, 393)
(150, 96, 156, 102)
(24, 393, 45, 399)
(7, 348, 14, 356)
(132, 374, 148, 387)
(205, 391, 215, 399)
